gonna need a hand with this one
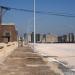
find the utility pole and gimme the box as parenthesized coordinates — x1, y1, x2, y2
(0, 6, 10, 25)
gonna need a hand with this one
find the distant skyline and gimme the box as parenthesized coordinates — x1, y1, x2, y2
(0, 0, 75, 35)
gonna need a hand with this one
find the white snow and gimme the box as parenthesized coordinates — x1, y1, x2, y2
(30, 43, 75, 69)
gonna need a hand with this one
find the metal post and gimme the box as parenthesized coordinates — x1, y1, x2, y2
(34, 0, 36, 51)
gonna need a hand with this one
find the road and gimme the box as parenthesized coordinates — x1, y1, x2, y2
(0, 45, 58, 75)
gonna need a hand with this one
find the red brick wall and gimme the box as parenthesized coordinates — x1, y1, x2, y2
(0, 25, 17, 42)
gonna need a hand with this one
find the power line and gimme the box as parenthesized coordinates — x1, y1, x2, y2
(0, 6, 75, 18)
(0, 6, 10, 24)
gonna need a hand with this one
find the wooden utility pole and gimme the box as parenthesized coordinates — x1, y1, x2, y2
(0, 6, 10, 25)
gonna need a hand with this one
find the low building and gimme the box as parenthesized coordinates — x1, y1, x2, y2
(0, 24, 17, 43)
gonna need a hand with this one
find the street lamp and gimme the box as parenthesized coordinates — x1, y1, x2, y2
(34, 0, 36, 51)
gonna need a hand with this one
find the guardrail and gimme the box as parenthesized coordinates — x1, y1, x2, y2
(0, 42, 18, 62)
(0, 46, 4, 49)
(0, 42, 18, 49)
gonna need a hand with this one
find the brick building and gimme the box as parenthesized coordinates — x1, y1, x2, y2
(0, 24, 17, 43)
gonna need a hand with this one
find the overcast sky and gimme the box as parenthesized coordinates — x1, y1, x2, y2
(0, 0, 75, 35)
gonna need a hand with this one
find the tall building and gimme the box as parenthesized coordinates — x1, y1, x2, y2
(68, 33, 74, 43)
(46, 33, 58, 43)
(58, 33, 75, 43)
(31, 32, 41, 43)
(26, 32, 58, 43)
(41, 34, 46, 43)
